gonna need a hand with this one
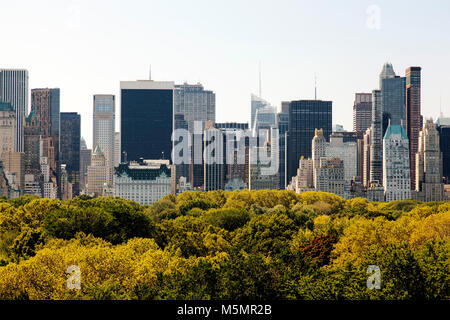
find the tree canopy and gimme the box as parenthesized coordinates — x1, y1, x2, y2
(0, 191, 448, 300)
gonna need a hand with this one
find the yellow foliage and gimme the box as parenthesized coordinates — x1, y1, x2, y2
(330, 211, 450, 267)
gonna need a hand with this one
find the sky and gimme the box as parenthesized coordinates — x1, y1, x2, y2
(1, 0, 449, 149)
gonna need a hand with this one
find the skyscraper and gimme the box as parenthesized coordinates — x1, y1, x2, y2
(287, 100, 332, 184)
(0, 101, 16, 159)
(173, 83, 215, 190)
(0, 69, 29, 152)
(217, 122, 250, 190)
(79, 138, 91, 194)
(436, 116, 450, 184)
(253, 107, 277, 134)
(415, 120, 445, 201)
(174, 83, 215, 134)
(310, 129, 356, 198)
(381, 66, 406, 137)
(114, 132, 121, 167)
(383, 124, 411, 201)
(204, 123, 224, 191)
(251, 94, 275, 129)
(276, 108, 289, 189)
(249, 142, 279, 191)
(353, 93, 372, 137)
(362, 128, 371, 187)
(314, 158, 345, 198)
(23, 110, 41, 196)
(60, 112, 81, 197)
(120, 80, 174, 162)
(327, 132, 358, 195)
(93, 94, 115, 186)
(406, 67, 422, 189)
(31, 88, 60, 196)
(370, 89, 383, 185)
(87, 145, 107, 197)
(379, 62, 396, 88)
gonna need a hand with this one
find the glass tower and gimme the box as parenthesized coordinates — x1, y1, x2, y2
(287, 100, 332, 184)
(120, 80, 174, 162)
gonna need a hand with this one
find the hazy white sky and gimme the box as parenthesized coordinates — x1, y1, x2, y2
(1, 0, 449, 148)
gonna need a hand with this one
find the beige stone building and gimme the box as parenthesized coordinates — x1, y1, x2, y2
(0, 102, 16, 160)
(415, 120, 445, 201)
(87, 146, 108, 197)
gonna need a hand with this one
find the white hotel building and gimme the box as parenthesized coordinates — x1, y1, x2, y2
(114, 160, 171, 205)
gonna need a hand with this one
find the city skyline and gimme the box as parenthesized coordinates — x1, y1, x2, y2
(1, 0, 449, 148)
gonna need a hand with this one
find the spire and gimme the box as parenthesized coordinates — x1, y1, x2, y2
(149, 65, 152, 80)
(314, 74, 317, 100)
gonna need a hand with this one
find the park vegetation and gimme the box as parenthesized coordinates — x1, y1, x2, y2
(0, 190, 448, 300)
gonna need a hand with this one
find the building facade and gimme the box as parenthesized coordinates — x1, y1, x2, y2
(204, 125, 225, 191)
(415, 120, 445, 201)
(23, 110, 42, 196)
(249, 144, 279, 190)
(114, 132, 121, 167)
(0, 69, 28, 152)
(1, 151, 24, 195)
(0, 101, 16, 159)
(79, 138, 91, 194)
(383, 124, 411, 201)
(381, 68, 406, 137)
(314, 158, 345, 198)
(87, 146, 107, 197)
(436, 117, 450, 184)
(289, 157, 314, 194)
(287, 100, 332, 184)
(93, 94, 115, 187)
(31, 88, 60, 197)
(121, 80, 174, 162)
(353, 93, 372, 137)
(406, 67, 422, 189)
(114, 160, 171, 205)
(251, 94, 275, 130)
(276, 110, 289, 189)
(60, 112, 80, 197)
(370, 89, 383, 185)
(174, 83, 215, 134)
(362, 128, 372, 187)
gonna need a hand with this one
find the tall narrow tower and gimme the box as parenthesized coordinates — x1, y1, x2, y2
(415, 119, 444, 201)
(406, 66, 422, 190)
(0, 69, 29, 152)
(93, 94, 115, 187)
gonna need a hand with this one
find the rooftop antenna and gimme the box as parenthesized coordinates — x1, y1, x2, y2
(258, 61, 262, 98)
(149, 65, 152, 80)
(314, 74, 317, 100)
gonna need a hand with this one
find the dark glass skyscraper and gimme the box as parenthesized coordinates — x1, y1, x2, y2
(60, 112, 81, 196)
(120, 81, 174, 162)
(406, 66, 422, 189)
(287, 100, 332, 184)
(381, 76, 406, 137)
(437, 119, 450, 184)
